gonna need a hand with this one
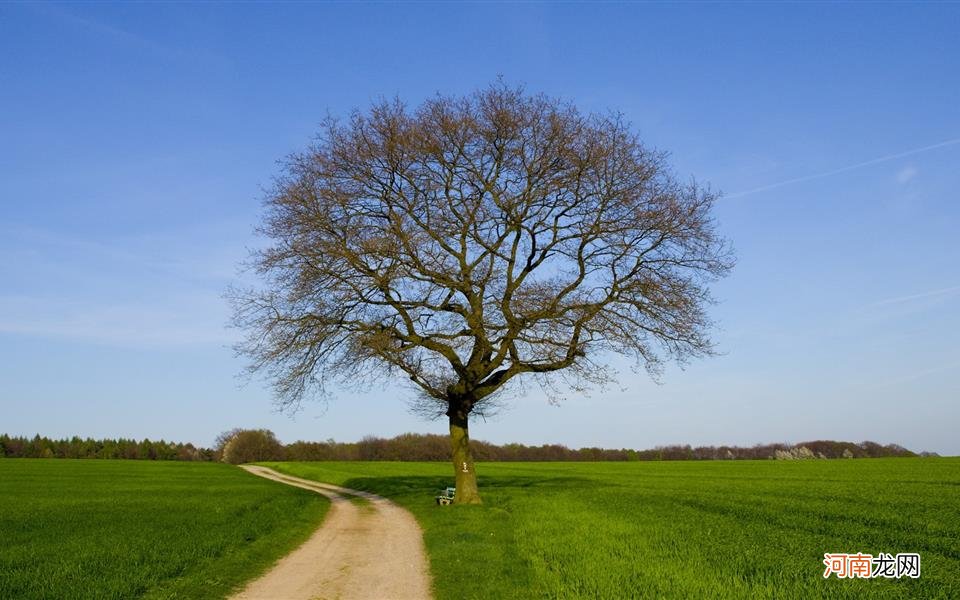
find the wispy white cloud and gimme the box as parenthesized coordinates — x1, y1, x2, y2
(0, 221, 249, 284)
(896, 165, 918, 184)
(726, 137, 960, 199)
(0, 295, 234, 347)
(0, 221, 252, 347)
(26, 3, 175, 58)
(22, 3, 230, 68)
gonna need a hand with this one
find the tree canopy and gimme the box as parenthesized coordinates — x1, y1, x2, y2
(232, 83, 733, 502)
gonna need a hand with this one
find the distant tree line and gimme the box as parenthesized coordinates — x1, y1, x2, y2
(1, 432, 933, 463)
(0, 434, 213, 461)
(217, 432, 930, 462)
(278, 435, 927, 462)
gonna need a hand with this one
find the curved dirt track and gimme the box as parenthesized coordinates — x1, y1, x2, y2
(231, 465, 432, 600)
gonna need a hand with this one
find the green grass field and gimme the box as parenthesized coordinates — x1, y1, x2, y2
(0, 459, 328, 600)
(262, 458, 960, 599)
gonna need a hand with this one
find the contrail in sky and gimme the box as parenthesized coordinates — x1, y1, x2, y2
(869, 284, 960, 307)
(725, 137, 960, 199)
(875, 359, 960, 388)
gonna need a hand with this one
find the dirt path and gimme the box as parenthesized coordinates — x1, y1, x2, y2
(231, 465, 432, 600)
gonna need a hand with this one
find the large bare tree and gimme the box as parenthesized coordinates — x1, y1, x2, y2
(232, 84, 732, 504)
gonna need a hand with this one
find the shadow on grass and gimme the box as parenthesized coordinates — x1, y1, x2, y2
(340, 474, 595, 499)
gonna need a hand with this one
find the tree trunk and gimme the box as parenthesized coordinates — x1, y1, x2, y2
(449, 410, 482, 504)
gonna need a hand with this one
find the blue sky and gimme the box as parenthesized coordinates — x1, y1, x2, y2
(1, 3, 957, 454)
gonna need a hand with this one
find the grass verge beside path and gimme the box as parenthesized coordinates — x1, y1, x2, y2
(0, 459, 328, 600)
(262, 458, 960, 599)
